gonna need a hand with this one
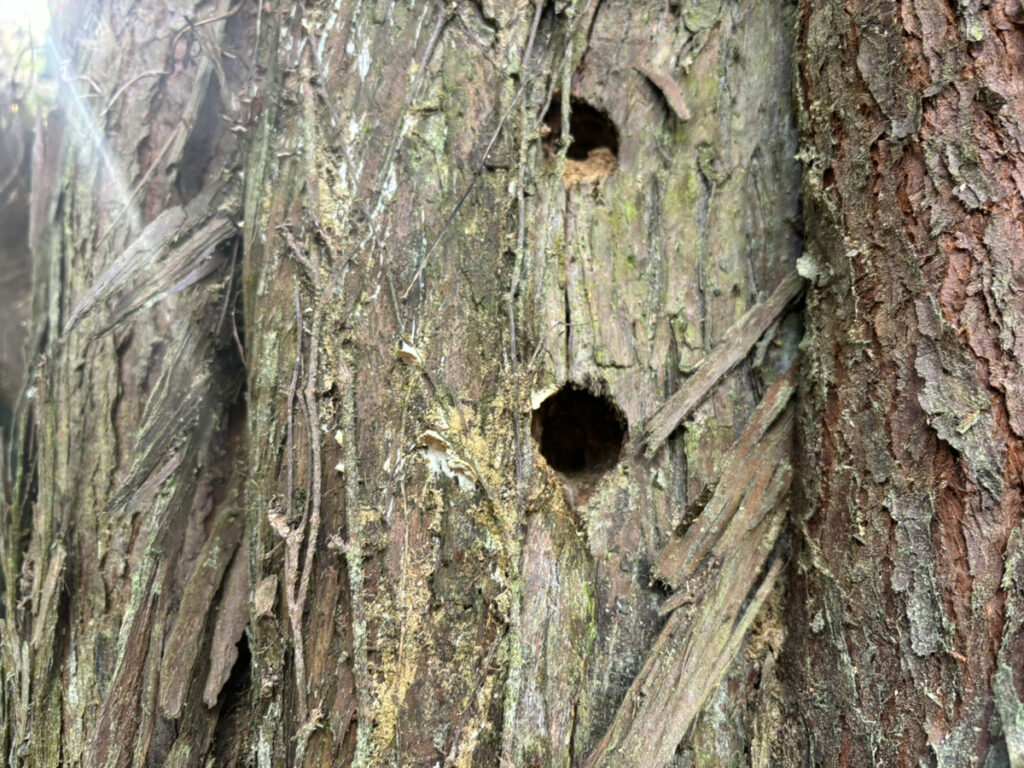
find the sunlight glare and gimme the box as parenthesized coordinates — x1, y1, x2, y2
(0, 1, 51, 39)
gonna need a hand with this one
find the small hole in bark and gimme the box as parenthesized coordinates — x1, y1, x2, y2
(541, 94, 619, 185)
(531, 383, 627, 477)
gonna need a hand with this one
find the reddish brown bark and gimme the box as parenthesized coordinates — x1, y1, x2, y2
(790, 0, 1024, 764)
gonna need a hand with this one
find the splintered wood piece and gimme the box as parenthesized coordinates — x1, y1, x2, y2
(637, 66, 692, 122)
(204, 538, 250, 707)
(63, 182, 235, 337)
(584, 529, 786, 768)
(585, 366, 797, 768)
(653, 366, 796, 589)
(634, 272, 804, 458)
(158, 497, 243, 719)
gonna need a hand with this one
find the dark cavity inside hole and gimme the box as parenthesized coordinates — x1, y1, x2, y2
(542, 94, 620, 161)
(531, 383, 628, 477)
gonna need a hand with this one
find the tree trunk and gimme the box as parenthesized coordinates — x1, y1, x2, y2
(17, 0, 1019, 766)
(239, 2, 799, 765)
(787, 0, 1024, 765)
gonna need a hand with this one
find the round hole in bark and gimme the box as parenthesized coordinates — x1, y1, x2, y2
(531, 383, 628, 477)
(541, 94, 620, 161)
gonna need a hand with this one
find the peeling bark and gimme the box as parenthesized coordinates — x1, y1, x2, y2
(1, 0, 254, 765)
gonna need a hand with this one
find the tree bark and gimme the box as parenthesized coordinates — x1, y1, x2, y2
(239, 2, 799, 765)
(0, 0, 909, 766)
(788, 0, 1024, 765)
(2, 1, 253, 765)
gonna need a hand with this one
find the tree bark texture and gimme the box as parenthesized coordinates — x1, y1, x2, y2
(0, 88, 32, 439)
(241, 2, 799, 766)
(790, 0, 1024, 765)
(3, 0, 254, 765)
(1, 1, 803, 767)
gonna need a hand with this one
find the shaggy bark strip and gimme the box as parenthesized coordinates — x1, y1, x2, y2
(1, 0, 257, 764)
(653, 366, 797, 587)
(635, 273, 804, 458)
(587, 371, 795, 768)
(159, 489, 244, 719)
(62, 181, 238, 337)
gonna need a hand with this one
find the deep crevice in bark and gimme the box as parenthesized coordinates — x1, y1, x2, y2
(175, 75, 225, 204)
(210, 631, 252, 767)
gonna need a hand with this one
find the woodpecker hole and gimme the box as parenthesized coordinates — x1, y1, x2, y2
(531, 383, 628, 478)
(541, 94, 619, 185)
